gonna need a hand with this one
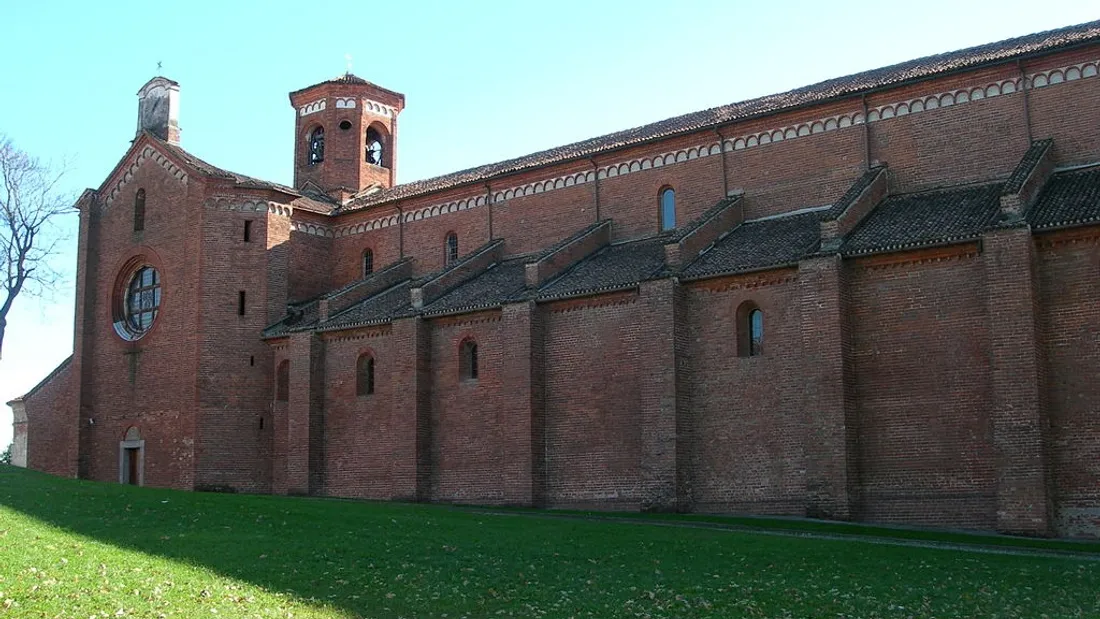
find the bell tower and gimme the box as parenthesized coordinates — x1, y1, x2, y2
(289, 73, 405, 202)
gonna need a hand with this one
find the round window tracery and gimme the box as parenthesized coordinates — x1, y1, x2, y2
(114, 265, 161, 341)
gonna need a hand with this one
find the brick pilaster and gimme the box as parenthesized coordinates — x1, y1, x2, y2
(982, 226, 1052, 535)
(799, 254, 858, 519)
(391, 316, 432, 501)
(498, 301, 545, 506)
(637, 279, 682, 511)
(285, 332, 324, 495)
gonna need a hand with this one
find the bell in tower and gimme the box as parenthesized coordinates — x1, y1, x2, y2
(289, 73, 406, 203)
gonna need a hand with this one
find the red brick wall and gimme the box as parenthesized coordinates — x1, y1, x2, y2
(869, 91, 1027, 193)
(847, 252, 996, 528)
(330, 215, 402, 288)
(287, 229, 333, 303)
(493, 181, 595, 256)
(402, 205, 491, 276)
(195, 203, 275, 492)
(1029, 69, 1100, 166)
(542, 295, 646, 508)
(427, 313, 506, 503)
(1036, 233, 1100, 537)
(726, 125, 864, 220)
(23, 363, 75, 476)
(322, 329, 398, 499)
(682, 276, 807, 514)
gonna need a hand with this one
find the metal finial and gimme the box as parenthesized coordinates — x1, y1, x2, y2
(345, 53, 352, 75)
(156, 61, 163, 75)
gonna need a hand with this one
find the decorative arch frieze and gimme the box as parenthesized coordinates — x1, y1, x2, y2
(204, 196, 293, 217)
(103, 146, 188, 208)
(328, 58, 1098, 238)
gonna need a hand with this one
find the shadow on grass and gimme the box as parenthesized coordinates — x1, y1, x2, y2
(3, 465, 1100, 618)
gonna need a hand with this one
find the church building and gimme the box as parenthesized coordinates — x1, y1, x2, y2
(10, 20, 1100, 537)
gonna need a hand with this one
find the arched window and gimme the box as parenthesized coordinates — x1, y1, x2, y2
(736, 301, 764, 357)
(308, 126, 325, 165)
(460, 339, 478, 381)
(362, 249, 374, 277)
(134, 189, 146, 232)
(445, 232, 459, 266)
(365, 126, 385, 167)
(356, 353, 375, 396)
(659, 187, 676, 232)
(276, 360, 290, 402)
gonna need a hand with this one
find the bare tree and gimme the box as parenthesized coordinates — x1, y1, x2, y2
(0, 136, 73, 358)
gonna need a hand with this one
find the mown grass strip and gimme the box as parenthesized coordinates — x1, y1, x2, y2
(1, 465, 1098, 618)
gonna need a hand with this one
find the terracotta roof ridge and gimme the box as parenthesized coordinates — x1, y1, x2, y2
(342, 19, 1100, 213)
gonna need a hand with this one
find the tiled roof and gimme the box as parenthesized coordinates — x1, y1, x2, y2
(421, 258, 529, 316)
(343, 20, 1100, 213)
(537, 237, 668, 300)
(1003, 139, 1054, 196)
(321, 282, 414, 331)
(288, 72, 404, 100)
(152, 136, 338, 213)
(822, 166, 886, 220)
(681, 212, 822, 279)
(1028, 165, 1100, 230)
(841, 183, 1003, 256)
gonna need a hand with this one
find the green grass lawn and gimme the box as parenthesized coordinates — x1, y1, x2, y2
(0, 466, 1097, 618)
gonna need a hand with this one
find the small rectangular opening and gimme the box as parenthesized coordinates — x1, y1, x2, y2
(238, 291, 246, 316)
(243, 220, 252, 242)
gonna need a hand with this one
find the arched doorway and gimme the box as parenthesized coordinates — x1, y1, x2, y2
(119, 426, 144, 486)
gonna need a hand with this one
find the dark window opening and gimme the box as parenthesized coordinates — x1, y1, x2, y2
(134, 189, 146, 232)
(249, 355, 255, 367)
(124, 266, 161, 336)
(363, 249, 374, 277)
(460, 339, 478, 382)
(366, 127, 385, 166)
(339, 120, 352, 131)
(308, 126, 325, 165)
(659, 187, 676, 232)
(259, 417, 265, 430)
(356, 354, 375, 396)
(238, 290, 246, 316)
(276, 360, 289, 402)
(243, 220, 252, 242)
(736, 301, 764, 358)
(445, 232, 459, 266)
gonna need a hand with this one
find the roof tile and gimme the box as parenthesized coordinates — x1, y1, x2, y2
(1028, 166, 1100, 230)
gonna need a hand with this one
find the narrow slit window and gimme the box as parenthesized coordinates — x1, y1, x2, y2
(356, 354, 375, 396)
(238, 290, 246, 316)
(659, 187, 676, 232)
(749, 309, 763, 357)
(134, 189, 146, 232)
(460, 339, 478, 381)
(363, 249, 374, 277)
(276, 360, 289, 402)
(737, 301, 764, 358)
(445, 232, 459, 266)
(243, 220, 252, 242)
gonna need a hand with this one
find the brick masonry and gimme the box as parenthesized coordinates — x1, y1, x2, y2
(13, 29, 1100, 538)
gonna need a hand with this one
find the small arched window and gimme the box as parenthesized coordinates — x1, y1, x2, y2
(276, 360, 290, 402)
(362, 249, 374, 277)
(659, 187, 676, 232)
(134, 189, 146, 232)
(737, 301, 764, 358)
(460, 339, 478, 382)
(308, 126, 325, 165)
(445, 232, 459, 266)
(356, 353, 375, 396)
(365, 127, 385, 167)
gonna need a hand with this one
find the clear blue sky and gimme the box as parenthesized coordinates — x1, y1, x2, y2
(1, 1, 1096, 450)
